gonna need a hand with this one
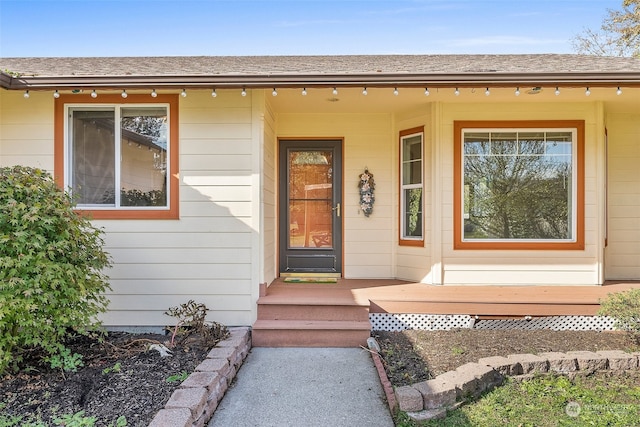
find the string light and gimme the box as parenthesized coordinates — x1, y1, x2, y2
(617, 86, 623, 95)
(424, 87, 430, 96)
(121, 90, 128, 98)
(393, 87, 399, 96)
(24, 90, 29, 99)
(555, 87, 560, 96)
(485, 87, 490, 96)
(211, 89, 217, 97)
(53, 90, 60, 98)
(181, 89, 187, 97)
(301, 88, 307, 96)
(515, 87, 520, 96)
(332, 87, 338, 95)
(91, 90, 98, 98)
(362, 87, 368, 95)
(151, 89, 157, 98)
(241, 88, 247, 97)
(272, 88, 278, 96)
(585, 87, 591, 96)
(454, 88, 460, 96)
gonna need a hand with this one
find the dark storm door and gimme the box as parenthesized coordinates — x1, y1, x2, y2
(279, 139, 342, 274)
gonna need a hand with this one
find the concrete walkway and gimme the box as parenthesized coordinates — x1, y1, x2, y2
(208, 347, 394, 427)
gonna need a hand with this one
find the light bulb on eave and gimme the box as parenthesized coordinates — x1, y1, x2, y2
(272, 88, 278, 96)
(24, 90, 30, 99)
(211, 89, 217, 97)
(485, 87, 490, 96)
(585, 87, 591, 96)
(617, 87, 623, 95)
(393, 87, 399, 96)
(121, 89, 128, 98)
(241, 88, 247, 97)
(301, 88, 307, 96)
(515, 87, 520, 96)
(181, 89, 187, 97)
(424, 87, 430, 96)
(332, 87, 338, 95)
(555, 87, 560, 96)
(151, 89, 157, 98)
(362, 87, 368, 95)
(91, 90, 98, 98)
(454, 88, 460, 96)
(53, 90, 60, 98)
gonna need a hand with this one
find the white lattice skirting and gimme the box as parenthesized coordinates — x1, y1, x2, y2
(369, 313, 617, 332)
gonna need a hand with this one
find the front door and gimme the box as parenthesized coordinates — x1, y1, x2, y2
(279, 139, 342, 275)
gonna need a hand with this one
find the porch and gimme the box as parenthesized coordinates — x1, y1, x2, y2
(252, 279, 640, 347)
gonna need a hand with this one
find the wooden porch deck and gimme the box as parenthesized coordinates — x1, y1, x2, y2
(252, 279, 640, 347)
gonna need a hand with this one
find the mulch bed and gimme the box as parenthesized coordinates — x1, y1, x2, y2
(0, 332, 212, 427)
(373, 329, 639, 387)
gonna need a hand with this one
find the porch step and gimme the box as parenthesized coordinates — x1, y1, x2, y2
(251, 320, 371, 347)
(253, 285, 372, 347)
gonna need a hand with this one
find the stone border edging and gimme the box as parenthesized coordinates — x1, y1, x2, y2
(149, 327, 252, 427)
(367, 339, 640, 423)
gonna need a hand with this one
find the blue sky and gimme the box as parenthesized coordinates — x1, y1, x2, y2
(0, 0, 620, 57)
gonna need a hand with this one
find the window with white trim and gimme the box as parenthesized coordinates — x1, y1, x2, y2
(454, 120, 584, 250)
(400, 127, 424, 244)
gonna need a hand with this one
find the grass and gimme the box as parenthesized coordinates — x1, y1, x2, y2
(395, 372, 640, 426)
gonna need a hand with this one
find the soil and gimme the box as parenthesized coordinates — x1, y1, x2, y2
(2, 329, 638, 426)
(373, 329, 639, 387)
(0, 332, 214, 427)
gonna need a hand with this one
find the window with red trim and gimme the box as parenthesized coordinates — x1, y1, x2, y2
(454, 121, 584, 250)
(55, 94, 179, 219)
(399, 126, 424, 246)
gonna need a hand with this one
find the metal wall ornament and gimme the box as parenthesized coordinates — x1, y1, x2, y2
(358, 168, 375, 217)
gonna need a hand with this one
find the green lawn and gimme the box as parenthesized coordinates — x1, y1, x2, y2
(396, 372, 640, 427)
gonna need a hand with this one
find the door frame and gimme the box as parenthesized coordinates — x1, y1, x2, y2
(277, 138, 344, 276)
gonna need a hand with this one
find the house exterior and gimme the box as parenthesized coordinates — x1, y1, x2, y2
(1, 54, 639, 330)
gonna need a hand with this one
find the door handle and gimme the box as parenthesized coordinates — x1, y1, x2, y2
(332, 203, 341, 217)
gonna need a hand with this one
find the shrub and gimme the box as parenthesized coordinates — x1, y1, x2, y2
(0, 166, 112, 374)
(599, 288, 640, 340)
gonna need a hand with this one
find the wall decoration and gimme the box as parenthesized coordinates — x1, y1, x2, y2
(358, 168, 375, 217)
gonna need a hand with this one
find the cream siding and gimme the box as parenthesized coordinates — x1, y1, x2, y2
(0, 91, 54, 170)
(276, 113, 395, 278)
(605, 112, 640, 279)
(97, 90, 257, 326)
(394, 106, 433, 282)
(438, 102, 603, 285)
(262, 98, 277, 284)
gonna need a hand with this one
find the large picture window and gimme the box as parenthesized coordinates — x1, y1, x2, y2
(400, 126, 424, 246)
(55, 94, 179, 219)
(454, 121, 584, 250)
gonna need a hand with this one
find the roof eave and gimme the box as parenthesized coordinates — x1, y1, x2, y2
(3, 72, 640, 90)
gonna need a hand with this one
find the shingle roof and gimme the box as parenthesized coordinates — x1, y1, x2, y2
(2, 54, 640, 89)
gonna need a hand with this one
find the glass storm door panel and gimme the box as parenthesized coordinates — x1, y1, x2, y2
(279, 140, 342, 274)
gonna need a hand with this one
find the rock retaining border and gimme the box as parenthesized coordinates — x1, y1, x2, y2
(149, 327, 251, 427)
(367, 339, 640, 423)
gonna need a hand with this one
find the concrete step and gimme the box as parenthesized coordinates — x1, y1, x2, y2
(252, 320, 371, 347)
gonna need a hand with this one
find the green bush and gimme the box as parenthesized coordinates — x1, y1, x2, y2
(599, 288, 640, 339)
(0, 166, 112, 374)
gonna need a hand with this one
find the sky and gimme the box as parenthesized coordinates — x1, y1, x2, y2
(0, 0, 622, 57)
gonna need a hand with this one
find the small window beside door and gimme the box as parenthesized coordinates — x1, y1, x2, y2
(399, 126, 424, 246)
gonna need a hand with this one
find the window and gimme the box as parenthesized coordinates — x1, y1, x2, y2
(454, 120, 584, 250)
(400, 126, 424, 245)
(54, 94, 179, 219)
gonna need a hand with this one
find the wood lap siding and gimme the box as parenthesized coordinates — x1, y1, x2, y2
(101, 91, 256, 326)
(0, 92, 54, 170)
(605, 113, 640, 280)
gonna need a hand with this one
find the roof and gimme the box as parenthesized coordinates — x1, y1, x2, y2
(2, 54, 640, 90)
